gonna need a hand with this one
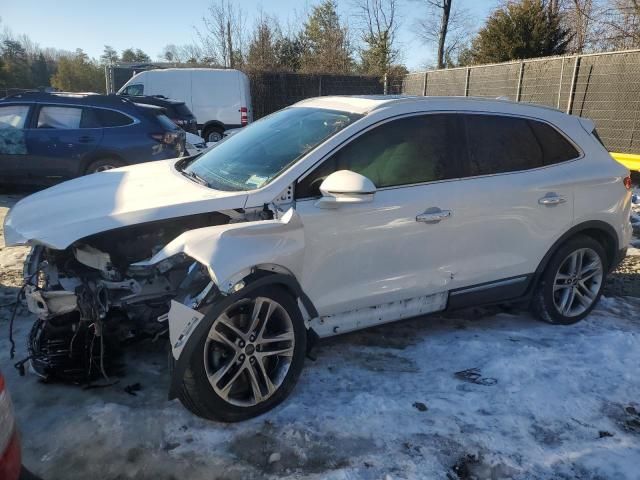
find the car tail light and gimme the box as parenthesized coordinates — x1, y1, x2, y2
(240, 107, 248, 127)
(150, 132, 181, 145)
(0, 373, 21, 480)
(624, 175, 632, 190)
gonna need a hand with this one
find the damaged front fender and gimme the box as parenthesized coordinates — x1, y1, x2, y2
(133, 208, 305, 294)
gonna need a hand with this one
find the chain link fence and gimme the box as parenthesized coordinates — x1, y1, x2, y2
(402, 49, 640, 154)
(248, 72, 384, 119)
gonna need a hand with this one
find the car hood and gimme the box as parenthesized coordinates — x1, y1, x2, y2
(3, 159, 249, 250)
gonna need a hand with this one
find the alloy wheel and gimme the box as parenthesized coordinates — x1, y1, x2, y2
(552, 247, 603, 317)
(204, 297, 295, 407)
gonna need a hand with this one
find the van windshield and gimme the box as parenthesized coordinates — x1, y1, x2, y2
(182, 107, 361, 191)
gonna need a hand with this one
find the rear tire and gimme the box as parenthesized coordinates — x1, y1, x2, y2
(84, 158, 126, 175)
(532, 235, 607, 325)
(176, 286, 307, 422)
(202, 126, 224, 143)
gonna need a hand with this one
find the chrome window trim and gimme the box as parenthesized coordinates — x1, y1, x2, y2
(33, 103, 140, 129)
(294, 109, 585, 200)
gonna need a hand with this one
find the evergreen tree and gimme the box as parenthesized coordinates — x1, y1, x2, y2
(464, 0, 572, 64)
(300, 0, 353, 74)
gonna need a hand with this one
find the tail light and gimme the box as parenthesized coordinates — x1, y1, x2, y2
(0, 373, 21, 480)
(150, 132, 181, 145)
(624, 175, 632, 190)
(240, 107, 248, 127)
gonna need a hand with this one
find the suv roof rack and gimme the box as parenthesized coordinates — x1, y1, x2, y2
(2, 90, 137, 106)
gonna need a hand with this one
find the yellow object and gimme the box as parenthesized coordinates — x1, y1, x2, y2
(610, 152, 640, 172)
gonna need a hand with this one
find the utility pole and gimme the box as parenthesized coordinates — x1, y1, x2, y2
(227, 20, 234, 68)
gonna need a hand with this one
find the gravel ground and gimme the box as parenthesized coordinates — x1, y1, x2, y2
(2, 189, 640, 480)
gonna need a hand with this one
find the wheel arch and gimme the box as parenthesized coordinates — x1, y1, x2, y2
(81, 150, 127, 174)
(201, 120, 226, 136)
(167, 271, 318, 400)
(535, 220, 619, 281)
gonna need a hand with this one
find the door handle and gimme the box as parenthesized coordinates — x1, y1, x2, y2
(538, 193, 567, 206)
(78, 136, 94, 143)
(416, 208, 452, 224)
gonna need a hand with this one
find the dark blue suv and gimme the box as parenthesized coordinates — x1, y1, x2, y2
(0, 92, 185, 185)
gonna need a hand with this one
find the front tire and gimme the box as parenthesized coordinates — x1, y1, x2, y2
(532, 235, 607, 325)
(176, 287, 307, 422)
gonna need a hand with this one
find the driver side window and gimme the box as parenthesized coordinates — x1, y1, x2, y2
(122, 84, 144, 96)
(295, 114, 464, 199)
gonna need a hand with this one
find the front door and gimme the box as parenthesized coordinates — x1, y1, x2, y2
(294, 113, 467, 317)
(24, 105, 103, 180)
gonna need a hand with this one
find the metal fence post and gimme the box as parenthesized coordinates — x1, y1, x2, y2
(422, 71, 428, 96)
(318, 76, 322, 96)
(464, 67, 470, 96)
(557, 57, 565, 109)
(516, 61, 525, 101)
(567, 55, 581, 114)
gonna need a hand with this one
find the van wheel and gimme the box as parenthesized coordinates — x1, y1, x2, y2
(532, 235, 607, 325)
(203, 126, 224, 142)
(176, 286, 307, 422)
(85, 158, 125, 175)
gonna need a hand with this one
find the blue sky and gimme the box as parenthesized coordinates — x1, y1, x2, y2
(2, 0, 499, 71)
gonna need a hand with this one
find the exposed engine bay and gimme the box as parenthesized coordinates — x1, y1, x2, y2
(18, 206, 274, 384)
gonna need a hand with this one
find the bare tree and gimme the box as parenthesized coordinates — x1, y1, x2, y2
(414, 0, 471, 68)
(354, 0, 401, 75)
(557, 0, 596, 52)
(197, 0, 246, 68)
(600, 0, 640, 48)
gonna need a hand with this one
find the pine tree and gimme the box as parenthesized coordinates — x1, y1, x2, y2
(300, 0, 353, 74)
(464, 0, 572, 64)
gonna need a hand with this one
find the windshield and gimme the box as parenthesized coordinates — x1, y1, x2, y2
(183, 107, 361, 191)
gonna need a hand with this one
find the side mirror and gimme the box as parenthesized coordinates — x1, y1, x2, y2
(315, 170, 376, 208)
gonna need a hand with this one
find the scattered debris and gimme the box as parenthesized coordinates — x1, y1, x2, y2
(413, 402, 428, 412)
(268, 452, 281, 464)
(124, 383, 142, 396)
(454, 368, 497, 386)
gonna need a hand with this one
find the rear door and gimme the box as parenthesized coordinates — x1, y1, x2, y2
(24, 105, 103, 180)
(0, 103, 31, 180)
(444, 113, 579, 305)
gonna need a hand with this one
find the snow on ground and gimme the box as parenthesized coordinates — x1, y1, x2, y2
(2, 192, 640, 480)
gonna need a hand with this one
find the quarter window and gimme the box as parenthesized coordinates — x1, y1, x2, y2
(296, 114, 464, 198)
(528, 120, 580, 165)
(0, 105, 30, 129)
(37, 106, 82, 129)
(95, 108, 133, 127)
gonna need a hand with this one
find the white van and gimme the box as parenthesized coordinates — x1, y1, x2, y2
(118, 68, 252, 142)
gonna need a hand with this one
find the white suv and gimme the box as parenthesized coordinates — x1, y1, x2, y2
(4, 96, 632, 422)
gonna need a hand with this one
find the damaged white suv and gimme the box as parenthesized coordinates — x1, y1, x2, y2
(4, 96, 632, 422)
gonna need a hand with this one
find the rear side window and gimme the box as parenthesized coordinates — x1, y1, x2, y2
(464, 114, 544, 176)
(95, 109, 134, 127)
(173, 103, 192, 117)
(0, 105, 30, 129)
(528, 120, 580, 165)
(37, 106, 82, 129)
(462, 114, 580, 177)
(297, 114, 464, 198)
